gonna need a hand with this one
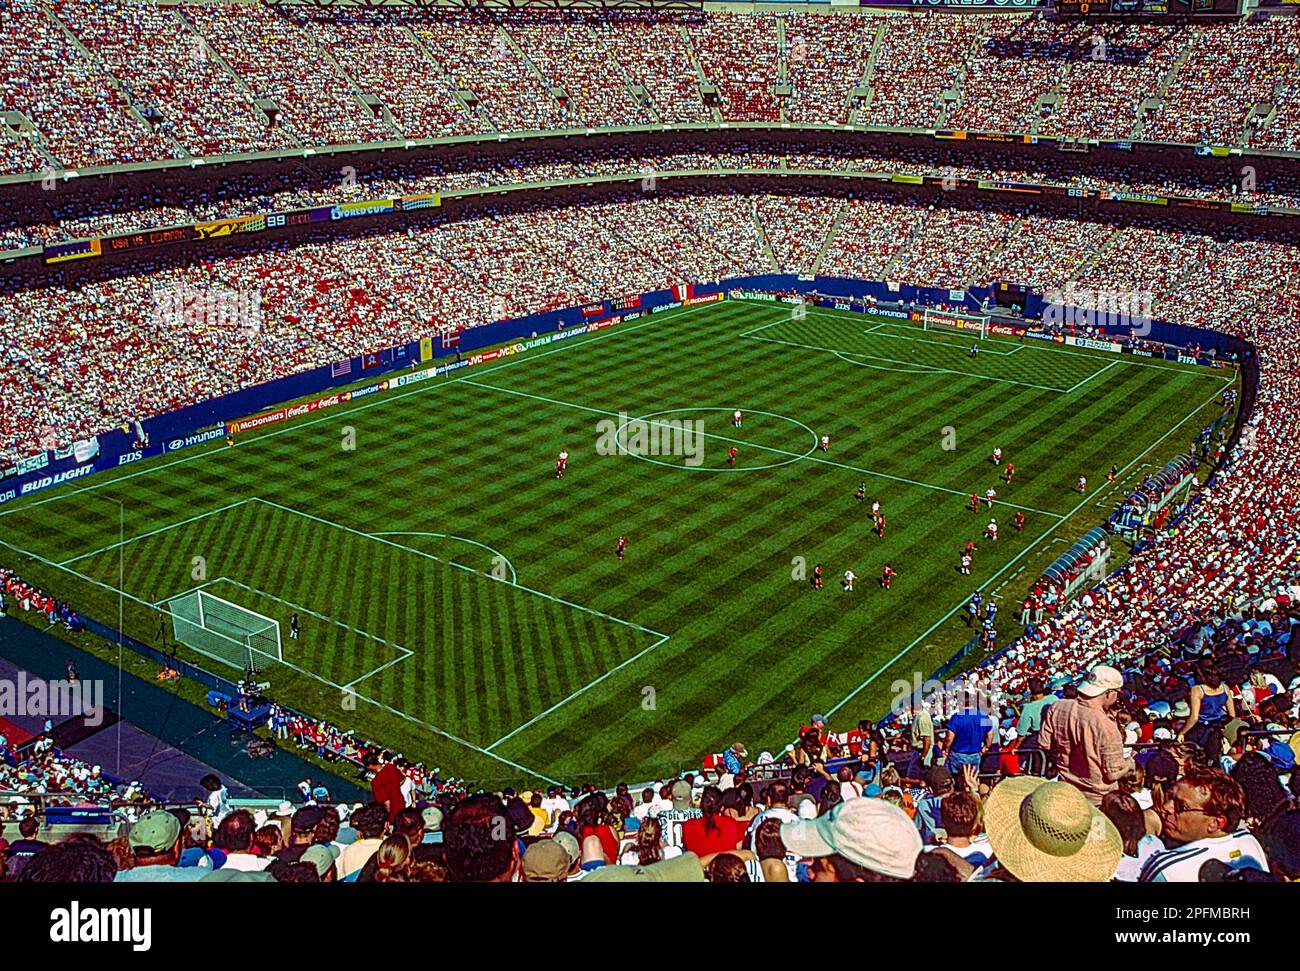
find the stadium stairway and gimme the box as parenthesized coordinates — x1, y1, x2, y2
(0, 615, 364, 803)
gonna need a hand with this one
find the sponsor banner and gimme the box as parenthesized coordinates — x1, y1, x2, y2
(873, 307, 910, 320)
(396, 193, 439, 211)
(610, 293, 642, 312)
(989, 323, 1021, 337)
(1023, 330, 1064, 344)
(165, 426, 231, 454)
(44, 239, 102, 264)
(651, 301, 682, 314)
(194, 215, 266, 240)
(1102, 191, 1168, 206)
(1126, 347, 1156, 359)
(330, 199, 395, 221)
(730, 290, 776, 302)
(419, 337, 433, 362)
(16, 464, 97, 497)
(581, 301, 606, 318)
(682, 292, 724, 307)
(1066, 336, 1123, 353)
(117, 450, 145, 467)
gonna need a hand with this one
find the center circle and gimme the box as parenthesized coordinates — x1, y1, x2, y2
(613, 407, 820, 472)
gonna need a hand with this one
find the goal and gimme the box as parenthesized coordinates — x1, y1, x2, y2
(166, 589, 283, 672)
(921, 308, 989, 340)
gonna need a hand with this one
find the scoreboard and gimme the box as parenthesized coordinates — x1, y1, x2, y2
(1053, 0, 1241, 15)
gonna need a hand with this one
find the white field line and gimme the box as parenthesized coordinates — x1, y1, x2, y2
(820, 372, 1233, 723)
(57, 498, 257, 566)
(458, 377, 1068, 520)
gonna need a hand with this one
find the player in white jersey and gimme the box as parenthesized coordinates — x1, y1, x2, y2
(985, 519, 998, 541)
(991, 446, 1003, 465)
(985, 488, 997, 507)
(820, 435, 830, 452)
(842, 569, 855, 592)
(870, 500, 880, 518)
(1077, 474, 1088, 494)
(733, 409, 743, 428)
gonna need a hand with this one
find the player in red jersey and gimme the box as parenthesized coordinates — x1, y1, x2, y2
(727, 446, 738, 466)
(875, 514, 886, 539)
(1108, 463, 1119, 483)
(1004, 462, 1015, 484)
(615, 535, 627, 559)
(964, 539, 978, 559)
(880, 564, 895, 589)
(969, 494, 980, 514)
(1014, 510, 1025, 531)
(813, 563, 824, 589)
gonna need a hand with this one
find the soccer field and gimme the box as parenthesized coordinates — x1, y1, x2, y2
(0, 299, 1236, 787)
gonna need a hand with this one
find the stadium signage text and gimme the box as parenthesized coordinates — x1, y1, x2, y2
(164, 427, 228, 452)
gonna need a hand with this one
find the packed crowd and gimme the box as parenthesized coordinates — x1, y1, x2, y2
(7, 4, 1300, 178)
(5, 618, 1297, 882)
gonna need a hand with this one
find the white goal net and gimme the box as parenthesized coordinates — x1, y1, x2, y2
(166, 589, 282, 672)
(922, 308, 989, 340)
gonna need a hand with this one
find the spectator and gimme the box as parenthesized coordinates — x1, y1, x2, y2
(1141, 767, 1269, 882)
(1038, 665, 1134, 806)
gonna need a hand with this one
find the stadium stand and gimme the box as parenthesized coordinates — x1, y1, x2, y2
(1, 1, 1298, 886)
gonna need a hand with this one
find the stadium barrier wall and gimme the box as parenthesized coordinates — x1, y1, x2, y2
(0, 275, 1252, 511)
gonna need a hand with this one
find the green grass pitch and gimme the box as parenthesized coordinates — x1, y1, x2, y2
(0, 299, 1236, 787)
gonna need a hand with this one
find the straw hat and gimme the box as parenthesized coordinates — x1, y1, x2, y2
(984, 777, 1122, 882)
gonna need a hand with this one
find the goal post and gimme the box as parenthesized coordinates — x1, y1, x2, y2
(166, 589, 283, 672)
(921, 308, 989, 340)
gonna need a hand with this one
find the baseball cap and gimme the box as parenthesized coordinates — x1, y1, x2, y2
(129, 810, 181, 852)
(552, 830, 581, 865)
(291, 806, 325, 833)
(670, 779, 693, 810)
(300, 843, 340, 877)
(780, 797, 922, 880)
(583, 852, 706, 883)
(1078, 665, 1124, 698)
(521, 839, 571, 882)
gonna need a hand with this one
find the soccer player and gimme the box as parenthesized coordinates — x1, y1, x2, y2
(556, 448, 569, 479)
(967, 591, 982, 627)
(290, 613, 300, 641)
(969, 494, 980, 514)
(991, 447, 1003, 466)
(842, 569, 855, 593)
(959, 553, 972, 576)
(733, 409, 743, 428)
(985, 487, 997, 507)
(226, 434, 236, 448)
(1108, 463, 1119, 483)
(880, 564, 895, 589)
(970, 342, 979, 358)
(813, 563, 824, 590)
(870, 500, 880, 518)
(616, 535, 627, 560)
(1004, 462, 1015, 484)
(875, 514, 886, 539)
(985, 518, 998, 541)
(1077, 474, 1088, 494)
(727, 446, 738, 466)
(819, 434, 830, 452)
(1013, 510, 1025, 532)
(855, 482, 867, 502)
(964, 539, 978, 558)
